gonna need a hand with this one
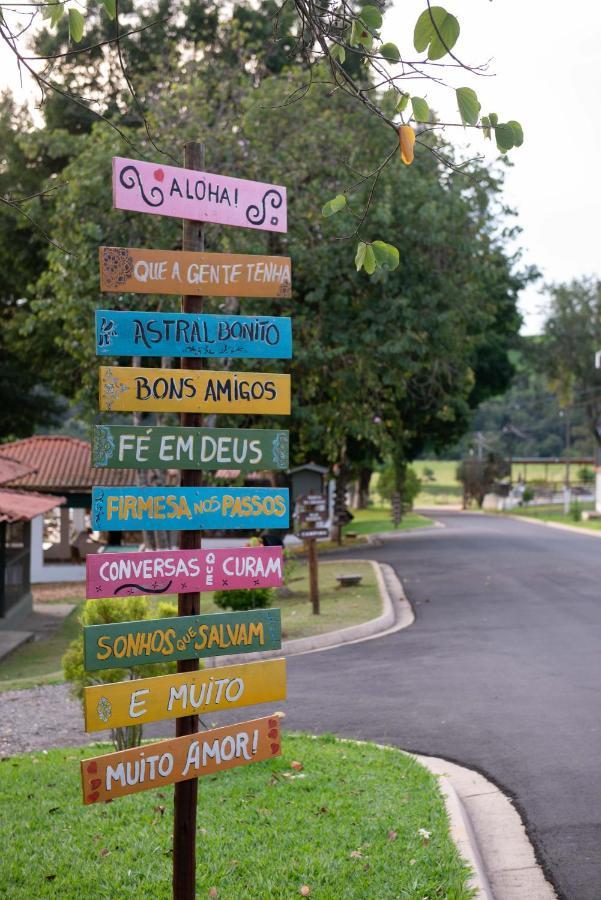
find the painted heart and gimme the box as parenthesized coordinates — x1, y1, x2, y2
(268, 718, 278, 728)
(86, 761, 98, 774)
(87, 792, 100, 804)
(90, 778, 101, 791)
(154, 168, 165, 182)
(270, 742, 280, 755)
(268, 728, 278, 739)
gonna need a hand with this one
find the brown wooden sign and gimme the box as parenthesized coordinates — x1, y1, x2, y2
(99, 247, 291, 298)
(80, 714, 281, 804)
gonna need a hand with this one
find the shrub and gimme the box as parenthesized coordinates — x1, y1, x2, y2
(378, 462, 421, 508)
(578, 466, 594, 484)
(522, 486, 534, 504)
(213, 587, 274, 611)
(570, 501, 582, 522)
(62, 595, 178, 750)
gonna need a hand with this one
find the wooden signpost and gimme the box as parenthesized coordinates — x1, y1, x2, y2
(81, 715, 281, 805)
(92, 424, 289, 471)
(99, 247, 291, 297)
(80, 144, 291, 900)
(113, 157, 287, 232)
(91, 486, 289, 531)
(83, 657, 286, 731)
(83, 608, 282, 670)
(99, 365, 291, 414)
(86, 546, 284, 598)
(95, 309, 292, 359)
(295, 493, 329, 615)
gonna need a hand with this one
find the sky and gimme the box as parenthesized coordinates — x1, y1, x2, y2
(1, 1, 600, 334)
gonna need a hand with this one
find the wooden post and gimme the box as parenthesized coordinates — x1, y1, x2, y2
(173, 140, 205, 900)
(307, 537, 319, 615)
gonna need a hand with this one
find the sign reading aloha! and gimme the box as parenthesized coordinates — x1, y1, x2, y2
(83, 658, 286, 731)
(113, 157, 287, 233)
(95, 310, 292, 359)
(91, 486, 289, 531)
(83, 608, 282, 671)
(99, 366, 290, 415)
(92, 425, 289, 471)
(81, 715, 281, 804)
(86, 546, 284, 598)
(99, 247, 291, 297)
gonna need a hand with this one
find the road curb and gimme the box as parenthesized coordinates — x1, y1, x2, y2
(415, 753, 557, 899)
(206, 559, 413, 667)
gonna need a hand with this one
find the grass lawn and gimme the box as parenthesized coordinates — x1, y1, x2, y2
(343, 506, 433, 536)
(0, 734, 474, 899)
(0, 561, 381, 691)
(507, 503, 601, 531)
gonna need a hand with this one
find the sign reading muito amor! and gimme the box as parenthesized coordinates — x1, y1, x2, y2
(113, 157, 287, 232)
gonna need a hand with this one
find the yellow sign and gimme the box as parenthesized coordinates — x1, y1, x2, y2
(83, 658, 286, 731)
(99, 366, 291, 415)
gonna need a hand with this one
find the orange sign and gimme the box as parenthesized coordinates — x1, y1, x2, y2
(80, 714, 281, 804)
(99, 247, 291, 298)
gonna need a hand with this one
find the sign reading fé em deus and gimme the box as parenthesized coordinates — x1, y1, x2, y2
(91, 486, 289, 531)
(83, 657, 286, 731)
(99, 247, 291, 298)
(81, 715, 281, 804)
(83, 608, 282, 671)
(99, 366, 290, 415)
(95, 310, 292, 360)
(113, 157, 287, 233)
(92, 425, 289, 471)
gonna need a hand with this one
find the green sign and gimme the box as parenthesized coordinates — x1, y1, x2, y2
(83, 608, 282, 671)
(92, 424, 289, 471)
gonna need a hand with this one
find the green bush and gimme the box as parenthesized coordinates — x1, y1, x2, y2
(578, 466, 594, 484)
(522, 486, 534, 504)
(213, 587, 274, 611)
(62, 595, 178, 750)
(570, 501, 583, 522)
(378, 462, 421, 508)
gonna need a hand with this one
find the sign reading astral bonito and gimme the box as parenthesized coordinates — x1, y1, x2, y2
(83, 658, 286, 731)
(86, 546, 284, 598)
(83, 608, 282, 671)
(91, 486, 289, 531)
(95, 310, 292, 359)
(99, 366, 290, 415)
(99, 247, 291, 297)
(81, 715, 281, 805)
(113, 157, 287, 233)
(92, 425, 289, 471)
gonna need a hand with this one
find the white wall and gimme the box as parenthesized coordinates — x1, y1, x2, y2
(30, 514, 85, 584)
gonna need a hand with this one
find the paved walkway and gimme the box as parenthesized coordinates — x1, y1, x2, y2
(3, 513, 601, 898)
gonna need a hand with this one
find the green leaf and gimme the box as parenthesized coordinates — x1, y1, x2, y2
(355, 241, 368, 272)
(456, 87, 480, 126)
(359, 5, 383, 29)
(68, 8, 85, 43)
(481, 115, 491, 140)
(488, 112, 498, 127)
(351, 20, 373, 50)
(322, 194, 347, 217)
(43, 2, 63, 27)
(330, 43, 346, 64)
(494, 123, 515, 153)
(414, 6, 460, 60)
(396, 93, 409, 113)
(364, 245, 376, 275)
(380, 42, 400, 63)
(507, 120, 524, 147)
(372, 241, 400, 271)
(411, 96, 430, 123)
(102, 0, 117, 20)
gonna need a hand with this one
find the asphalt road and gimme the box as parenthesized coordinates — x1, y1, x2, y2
(226, 512, 601, 900)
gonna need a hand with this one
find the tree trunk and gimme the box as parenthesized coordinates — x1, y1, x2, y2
(356, 466, 372, 509)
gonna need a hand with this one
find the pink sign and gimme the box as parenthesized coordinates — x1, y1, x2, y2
(112, 157, 287, 233)
(86, 547, 283, 599)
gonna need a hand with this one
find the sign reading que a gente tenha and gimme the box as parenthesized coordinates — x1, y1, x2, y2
(95, 310, 292, 359)
(92, 425, 289, 471)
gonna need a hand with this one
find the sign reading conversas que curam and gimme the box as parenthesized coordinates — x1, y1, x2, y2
(113, 157, 287, 233)
(83, 608, 282, 671)
(99, 247, 291, 297)
(86, 546, 284, 599)
(92, 425, 289, 471)
(95, 310, 292, 359)
(91, 486, 290, 531)
(83, 657, 286, 731)
(81, 715, 281, 805)
(99, 366, 290, 415)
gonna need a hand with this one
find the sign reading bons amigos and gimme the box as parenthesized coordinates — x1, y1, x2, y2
(113, 157, 287, 233)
